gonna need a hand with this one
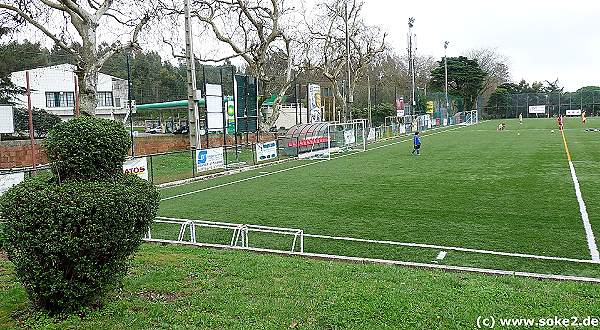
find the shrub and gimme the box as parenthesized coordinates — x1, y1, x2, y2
(0, 116, 159, 314)
(13, 108, 62, 138)
(44, 116, 131, 182)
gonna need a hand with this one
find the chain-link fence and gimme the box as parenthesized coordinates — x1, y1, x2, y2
(1, 115, 469, 187)
(485, 91, 600, 119)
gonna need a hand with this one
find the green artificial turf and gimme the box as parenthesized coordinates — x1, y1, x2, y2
(157, 118, 600, 277)
(2, 244, 600, 329)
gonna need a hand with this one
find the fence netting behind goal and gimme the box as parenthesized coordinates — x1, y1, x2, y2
(308, 120, 367, 160)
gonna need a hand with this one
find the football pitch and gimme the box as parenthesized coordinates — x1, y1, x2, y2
(156, 117, 600, 280)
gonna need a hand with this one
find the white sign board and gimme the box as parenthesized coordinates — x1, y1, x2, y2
(308, 84, 322, 123)
(343, 129, 356, 145)
(0, 105, 14, 134)
(395, 98, 405, 117)
(528, 105, 546, 114)
(197, 147, 225, 172)
(256, 140, 278, 162)
(566, 109, 582, 116)
(123, 157, 149, 180)
(367, 128, 376, 141)
(0, 172, 25, 196)
(206, 84, 224, 130)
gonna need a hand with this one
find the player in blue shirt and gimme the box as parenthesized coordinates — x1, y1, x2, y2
(412, 131, 421, 155)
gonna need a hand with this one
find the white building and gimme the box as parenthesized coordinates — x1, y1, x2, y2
(10, 64, 130, 121)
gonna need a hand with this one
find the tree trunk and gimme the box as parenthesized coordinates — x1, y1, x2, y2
(333, 82, 346, 120)
(75, 24, 99, 116)
(75, 66, 98, 116)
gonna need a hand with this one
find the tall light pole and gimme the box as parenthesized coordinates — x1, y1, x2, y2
(444, 41, 449, 117)
(344, 0, 353, 120)
(184, 0, 201, 175)
(408, 18, 416, 115)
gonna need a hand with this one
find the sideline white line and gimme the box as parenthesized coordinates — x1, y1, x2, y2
(568, 160, 600, 262)
(161, 125, 465, 201)
(304, 232, 599, 264)
(144, 240, 600, 283)
(152, 216, 600, 265)
(561, 130, 600, 262)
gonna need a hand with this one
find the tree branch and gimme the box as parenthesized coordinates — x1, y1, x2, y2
(96, 14, 150, 68)
(94, 0, 114, 21)
(0, 3, 79, 59)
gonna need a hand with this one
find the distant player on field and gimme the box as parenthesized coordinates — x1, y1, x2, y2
(412, 131, 421, 155)
(557, 114, 564, 131)
(519, 113, 523, 124)
(582, 111, 587, 125)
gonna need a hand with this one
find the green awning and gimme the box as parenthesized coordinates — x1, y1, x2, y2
(262, 95, 287, 106)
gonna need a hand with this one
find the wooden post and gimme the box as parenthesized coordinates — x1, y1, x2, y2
(74, 74, 80, 117)
(26, 71, 36, 174)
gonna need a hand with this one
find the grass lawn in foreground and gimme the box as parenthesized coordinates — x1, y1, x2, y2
(2, 244, 600, 329)
(157, 118, 600, 278)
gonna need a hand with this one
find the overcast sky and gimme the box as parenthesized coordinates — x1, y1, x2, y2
(361, 0, 600, 92)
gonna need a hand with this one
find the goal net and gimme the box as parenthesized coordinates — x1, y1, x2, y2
(464, 110, 479, 125)
(453, 110, 479, 126)
(305, 120, 367, 160)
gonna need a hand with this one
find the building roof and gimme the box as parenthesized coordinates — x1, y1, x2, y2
(10, 63, 125, 81)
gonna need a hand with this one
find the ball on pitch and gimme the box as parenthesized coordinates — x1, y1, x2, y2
(551, 130, 555, 133)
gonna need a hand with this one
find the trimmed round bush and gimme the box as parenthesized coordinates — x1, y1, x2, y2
(0, 116, 159, 314)
(0, 173, 158, 313)
(44, 116, 131, 181)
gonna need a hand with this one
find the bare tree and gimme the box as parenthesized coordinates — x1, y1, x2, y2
(306, 0, 386, 120)
(465, 48, 510, 99)
(181, 0, 303, 130)
(0, 0, 161, 114)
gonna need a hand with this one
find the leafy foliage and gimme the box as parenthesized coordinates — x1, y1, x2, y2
(430, 56, 486, 112)
(0, 115, 159, 314)
(354, 102, 395, 126)
(12, 108, 62, 138)
(44, 117, 130, 182)
(0, 173, 159, 313)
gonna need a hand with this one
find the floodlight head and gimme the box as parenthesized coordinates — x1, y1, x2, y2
(408, 17, 415, 28)
(444, 41, 449, 49)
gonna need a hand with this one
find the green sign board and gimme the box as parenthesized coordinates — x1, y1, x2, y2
(235, 75, 258, 133)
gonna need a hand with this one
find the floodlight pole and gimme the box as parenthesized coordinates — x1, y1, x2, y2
(444, 41, 449, 117)
(344, 0, 353, 121)
(184, 0, 201, 176)
(367, 74, 371, 127)
(408, 18, 416, 115)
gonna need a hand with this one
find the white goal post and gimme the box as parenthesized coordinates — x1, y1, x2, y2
(303, 120, 367, 160)
(453, 110, 479, 126)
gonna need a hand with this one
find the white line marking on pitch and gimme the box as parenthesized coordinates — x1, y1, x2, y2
(304, 232, 600, 264)
(161, 125, 465, 201)
(153, 215, 600, 265)
(144, 240, 600, 283)
(561, 130, 600, 262)
(568, 161, 600, 262)
(436, 251, 447, 261)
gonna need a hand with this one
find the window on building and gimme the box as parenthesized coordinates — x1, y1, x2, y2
(45, 92, 75, 108)
(97, 92, 114, 107)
